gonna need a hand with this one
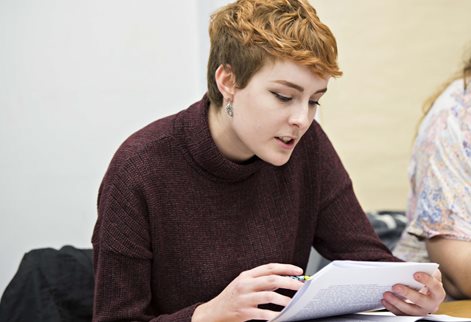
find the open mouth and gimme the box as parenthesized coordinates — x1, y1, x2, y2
(275, 136, 295, 146)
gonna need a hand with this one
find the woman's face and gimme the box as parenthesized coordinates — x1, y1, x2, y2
(228, 59, 329, 166)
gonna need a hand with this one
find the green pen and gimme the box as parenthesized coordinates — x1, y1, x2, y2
(289, 275, 312, 282)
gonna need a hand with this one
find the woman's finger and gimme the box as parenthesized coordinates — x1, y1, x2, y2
(245, 291, 293, 307)
(414, 272, 445, 310)
(249, 274, 304, 292)
(381, 298, 405, 316)
(242, 307, 281, 322)
(383, 290, 427, 316)
(245, 263, 303, 278)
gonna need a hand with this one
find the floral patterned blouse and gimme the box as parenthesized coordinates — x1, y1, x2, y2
(393, 79, 471, 262)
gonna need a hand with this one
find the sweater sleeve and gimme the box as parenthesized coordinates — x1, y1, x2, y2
(311, 125, 399, 262)
(92, 153, 200, 322)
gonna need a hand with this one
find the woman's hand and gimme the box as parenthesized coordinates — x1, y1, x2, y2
(192, 263, 304, 322)
(382, 269, 446, 316)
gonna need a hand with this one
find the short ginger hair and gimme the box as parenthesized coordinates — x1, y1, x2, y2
(207, 0, 342, 107)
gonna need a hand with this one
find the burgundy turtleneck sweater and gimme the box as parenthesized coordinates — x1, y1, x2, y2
(92, 95, 397, 322)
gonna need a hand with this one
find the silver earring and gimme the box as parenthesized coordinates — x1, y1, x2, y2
(225, 101, 234, 117)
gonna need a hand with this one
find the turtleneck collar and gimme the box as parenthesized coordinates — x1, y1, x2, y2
(175, 94, 267, 183)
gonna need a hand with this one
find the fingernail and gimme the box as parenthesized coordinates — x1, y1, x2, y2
(393, 286, 403, 295)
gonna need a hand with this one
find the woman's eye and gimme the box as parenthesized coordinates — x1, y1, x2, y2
(271, 91, 292, 102)
(309, 100, 320, 107)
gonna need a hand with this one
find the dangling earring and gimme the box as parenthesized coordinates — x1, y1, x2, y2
(225, 100, 234, 117)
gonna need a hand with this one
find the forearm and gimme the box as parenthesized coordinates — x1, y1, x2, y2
(440, 273, 468, 299)
(93, 245, 200, 322)
(192, 301, 225, 322)
(442, 257, 471, 299)
(426, 238, 471, 299)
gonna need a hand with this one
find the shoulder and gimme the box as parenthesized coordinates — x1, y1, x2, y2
(121, 113, 178, 154)
(100, 96, 208, 188)
(95, 114, 180, 211)
(416, 79, 470, 149)
(110, 96, 209, 170)
(438, 78, 471, 109)
(109, 112, 180, 174)
(419, 79, 471, 140)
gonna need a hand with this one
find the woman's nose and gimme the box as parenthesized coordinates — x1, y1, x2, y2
(288, 104, 312, 129)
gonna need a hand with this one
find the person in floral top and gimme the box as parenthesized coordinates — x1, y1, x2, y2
(394, 54, 471, 299)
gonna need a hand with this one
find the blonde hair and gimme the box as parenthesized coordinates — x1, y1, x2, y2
(207, 0, 342, 107)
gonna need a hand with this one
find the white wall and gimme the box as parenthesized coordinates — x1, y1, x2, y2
(0, 0, 233, 295)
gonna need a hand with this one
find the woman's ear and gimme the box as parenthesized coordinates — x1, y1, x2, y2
(214, 64, 236, 98)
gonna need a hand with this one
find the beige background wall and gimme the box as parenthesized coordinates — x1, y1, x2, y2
(310, 0, 471, 211)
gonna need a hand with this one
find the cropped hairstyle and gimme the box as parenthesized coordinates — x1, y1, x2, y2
(207, 0, 342, 107)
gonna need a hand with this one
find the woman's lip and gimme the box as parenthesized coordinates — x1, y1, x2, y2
(276, 136, 297, 143)
(275, 136, 296, 149)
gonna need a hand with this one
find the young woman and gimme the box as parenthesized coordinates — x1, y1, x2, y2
(394, 54, 471, 299)
(92, 1, 446, 321)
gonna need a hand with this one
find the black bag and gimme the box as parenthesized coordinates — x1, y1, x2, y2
(0, 246, 94, 322)
(366, 210, 407, 251)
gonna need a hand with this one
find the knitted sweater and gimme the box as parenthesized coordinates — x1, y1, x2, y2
(92, 95, 397, 322)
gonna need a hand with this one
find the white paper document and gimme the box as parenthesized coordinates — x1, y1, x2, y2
(311, 311, 471, 322)
(270, 260, 440, 322)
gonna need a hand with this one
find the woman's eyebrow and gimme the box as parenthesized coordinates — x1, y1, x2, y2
(272, 80, 304, 92)
(272, 80, 327, 94)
